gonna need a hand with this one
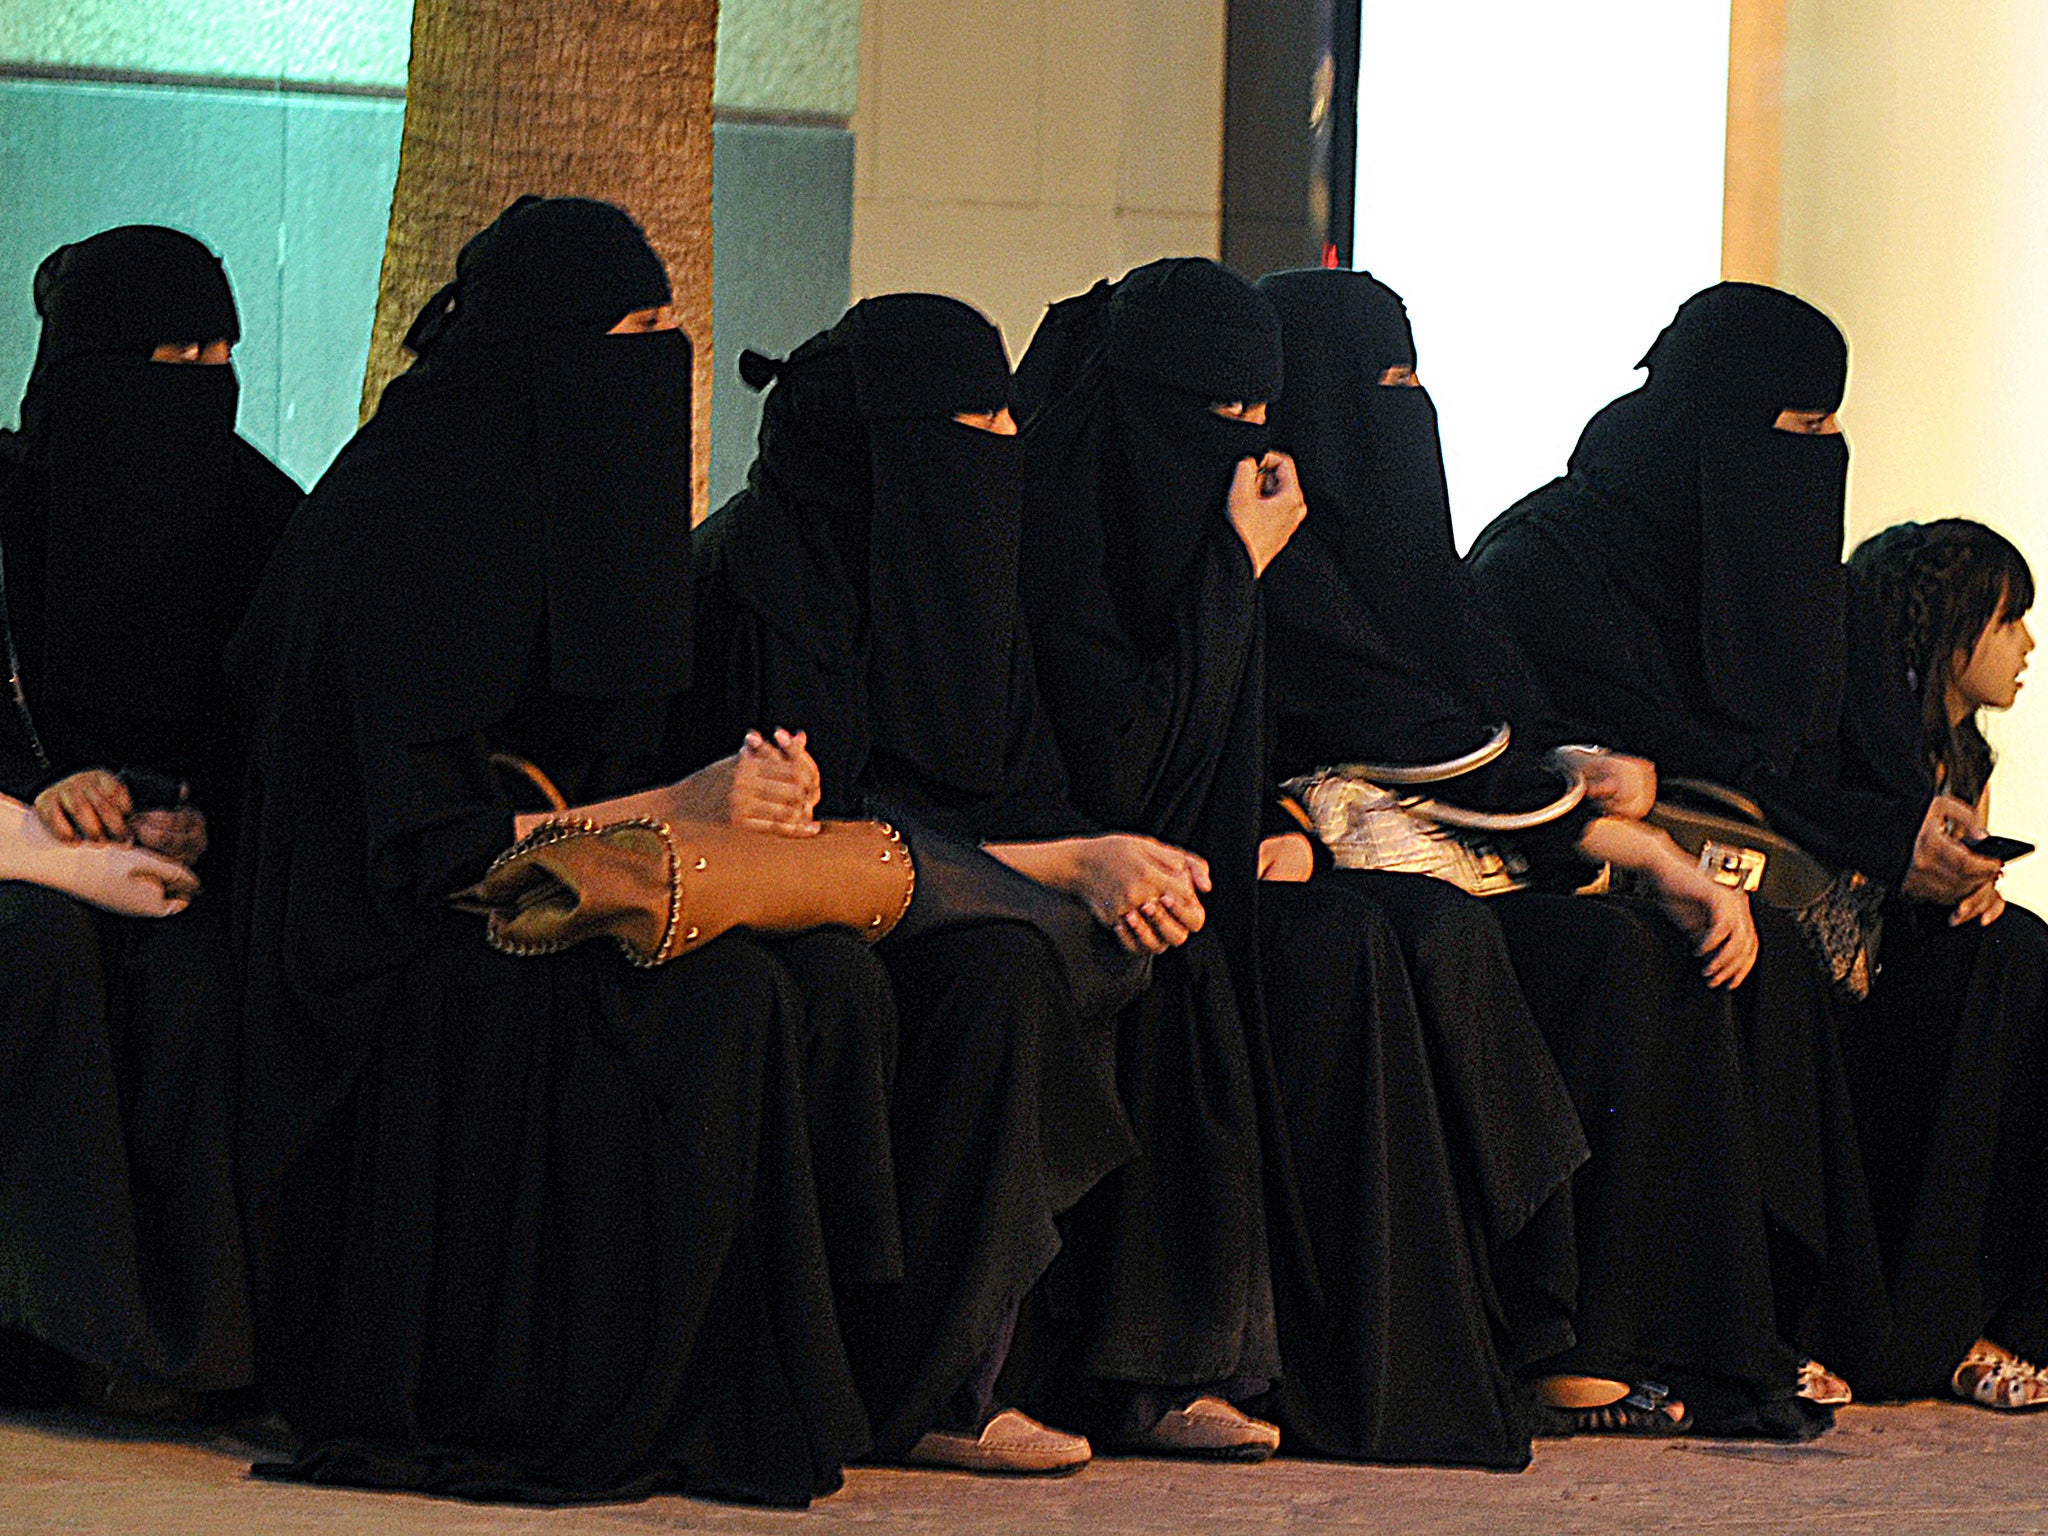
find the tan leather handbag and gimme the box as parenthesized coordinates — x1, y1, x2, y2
(452, 814, 914, 967)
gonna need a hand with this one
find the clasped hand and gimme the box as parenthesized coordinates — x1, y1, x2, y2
(675, 729, 823, 836)
(1069, 834, 1212, 954)
(35, 768, 208, 868)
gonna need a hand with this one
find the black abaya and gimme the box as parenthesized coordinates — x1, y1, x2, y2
(1257, 269, 1868, 1433)
(227, 199, 875, 1504)
(1018, 259, 1578, 1466)
(1465, 286, 2048, 1402)
(0, 226, 300, 1399)
(689, 294, 1206, 1453)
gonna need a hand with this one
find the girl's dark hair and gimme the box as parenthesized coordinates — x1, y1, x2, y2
(1848, 518, 2035, 804)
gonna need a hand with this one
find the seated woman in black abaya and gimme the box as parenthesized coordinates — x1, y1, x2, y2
(1254, 268, 1880, 1440)
(227, 197, 893, 1506)
(0, 226, 301, 1416)
(1471, 284, 2048, 1410)
(1011, 258, 1606, 1466)
(690, 292, 1283, 1468)
(1841, 518, 2048, 1410)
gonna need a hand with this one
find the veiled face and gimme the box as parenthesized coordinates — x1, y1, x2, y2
(1772, 408, 1841, 435)
(1209, 400, 1269, 423)
(149, 340, 233, 365)
(1955, 595, 2035, 712)
(607, 304, 678, 334)
(1378, 365, 1420, 388)
(952, 407, 1017, 435)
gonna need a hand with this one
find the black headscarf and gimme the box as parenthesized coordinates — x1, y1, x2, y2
(1016, 258, 1280, 966)
(233, 197, 690, 757)
(699, 293, 1082, 840)
(1017, 258, 1280, 642)
(1550, 283, 1851, 762)
(1258, 269, 1585, 827)
(2, 226, 282, 731)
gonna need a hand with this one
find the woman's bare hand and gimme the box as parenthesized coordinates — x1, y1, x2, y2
(1953, 876, 2006, 928)
(1071, 835, 1210, 954)
(1225, 451, 1307, 578)
(1578, 814, 1757, 986)
(1258, 832, 1315, 883)
(35, 769, 131, 844)
(133, 806, 208, 867)
(1901, 794, 2002, 905)
(671, 728, 823, 835)
(1567, 750, 1658, 820)
(1654, 866, 1760, 988)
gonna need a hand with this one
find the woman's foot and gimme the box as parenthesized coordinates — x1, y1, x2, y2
(1106, 1396, 1280, 1461)
(1535, 1375, 1691, 1435)
(903, 1408, 1092, 1474)
(1798, 1358, 1852, 1407)
(1953, 1339, 2048, 1411)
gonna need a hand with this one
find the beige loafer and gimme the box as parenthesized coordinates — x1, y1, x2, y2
(904, 1408, 1092, 1474)
(1112, 1396, 1280, 1461)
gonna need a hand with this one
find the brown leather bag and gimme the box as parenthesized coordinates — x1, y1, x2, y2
(452, 815, 914, 967)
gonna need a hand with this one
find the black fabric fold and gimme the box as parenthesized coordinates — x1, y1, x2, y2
(689, 292, 1143, 1455)
(1017, 258, 1587, 1466)
(227, 197, 875, 1506)
(0, 224, 296, 1400)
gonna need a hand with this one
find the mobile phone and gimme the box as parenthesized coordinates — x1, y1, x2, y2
(1258, 462, 1281, 497)
(116, 767, 188, 813)
(1967, 833, 2036, 863)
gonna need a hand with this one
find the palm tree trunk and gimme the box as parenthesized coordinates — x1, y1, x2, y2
(362, 0, 718, 517)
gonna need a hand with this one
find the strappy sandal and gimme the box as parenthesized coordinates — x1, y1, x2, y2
(1540, 1380, 1692, 1436)
(1953, 1341, 2048, 1411)
(1797, 1358, 1852, 1407)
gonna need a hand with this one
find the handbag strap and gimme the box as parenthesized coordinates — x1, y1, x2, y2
(0, 538, 50, 774)
(486, 751, 569, 813)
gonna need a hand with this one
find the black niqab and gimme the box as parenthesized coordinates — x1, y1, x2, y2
(6, 226, 282, 729)
(1020, 258, 1280, 642)
(235, 197, 689, 761)
(1551, 283, 1851, 761)
(704, 293, 1068, 832)
(1258, 268, 1585, 827)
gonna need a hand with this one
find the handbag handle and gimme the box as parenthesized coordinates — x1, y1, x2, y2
(1660, 776, 1769, 828)
(487, 752, 569, 813)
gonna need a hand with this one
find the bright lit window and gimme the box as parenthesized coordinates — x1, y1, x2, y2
(1352, 2, 1731, 547)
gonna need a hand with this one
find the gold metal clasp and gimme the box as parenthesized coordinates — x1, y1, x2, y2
(1699, 841, 1766, 892)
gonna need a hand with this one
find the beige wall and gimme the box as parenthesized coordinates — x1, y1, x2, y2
(849, 0, 1225, 357)
(1777, 1, 2048, 903)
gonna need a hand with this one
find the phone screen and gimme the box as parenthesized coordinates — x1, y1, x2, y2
(1967, 834, 2036, 863)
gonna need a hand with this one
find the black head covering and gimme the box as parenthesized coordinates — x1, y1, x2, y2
(1560, 282, 1851, 760)
(1258, 267, 1586, 822)
(1260, 269, 1486, 698)
(714, 293, 1034, 820)
(18, 225, 240, 446)
(1018, 258, 1281, 639)
(1016, 258, 1283, 951)
(4, 225, 279, 728)
(234, 197, 690, 758)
